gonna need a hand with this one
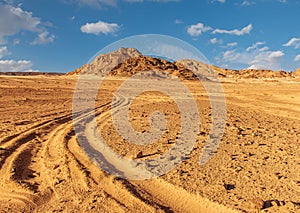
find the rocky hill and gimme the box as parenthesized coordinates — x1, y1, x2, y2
(67, 48, 208, 80)
(68, 47, 141, 75)
(67, 48, 298, 79)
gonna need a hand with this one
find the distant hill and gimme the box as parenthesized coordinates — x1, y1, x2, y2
(0, 72, 63, 76)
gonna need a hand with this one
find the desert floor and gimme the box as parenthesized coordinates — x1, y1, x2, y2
(0, 75, 299, 212)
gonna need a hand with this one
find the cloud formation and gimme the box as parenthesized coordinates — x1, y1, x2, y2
(241, 0, 256, 6)
(211, 0, 225, 3)
(248, 50, 284, 70)
(246, 41, 265, 51)
(294, 55, 300, 62)
(80, 21, 120, 35)
(0, 4, 54, 44)
(283, 37, 300, 49)
(31, 32, 55, 45)
(0, 46, 10, 59)
(63, 0, 179, 8)
(187, 23, 212, 36)
(210, 38, 223, 44)
(187, 23, 252, 37)
(213, 24, 252, 36)
(63, 0, 117, 8)
(226, 42, 238, 47)
(0, 60, 36, 72)
(216, 41, 284, 70)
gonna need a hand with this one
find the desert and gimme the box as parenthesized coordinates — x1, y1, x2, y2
(0, 48, 300, 213)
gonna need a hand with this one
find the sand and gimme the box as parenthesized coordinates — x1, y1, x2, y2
(0, 75, 299, 212)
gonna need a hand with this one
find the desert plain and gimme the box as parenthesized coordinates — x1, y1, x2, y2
(0, 53, 300, 213)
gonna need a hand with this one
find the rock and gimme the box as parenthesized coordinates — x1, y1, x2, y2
(224, 183, 235, 190)
(136, 151, 143, 158)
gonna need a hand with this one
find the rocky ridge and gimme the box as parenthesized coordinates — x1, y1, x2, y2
(67, 48, 299, 79)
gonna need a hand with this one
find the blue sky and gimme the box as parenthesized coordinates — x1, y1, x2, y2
(0, 0, 299, 72)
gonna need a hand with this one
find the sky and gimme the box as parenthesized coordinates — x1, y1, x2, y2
(0, 0, 299, 73)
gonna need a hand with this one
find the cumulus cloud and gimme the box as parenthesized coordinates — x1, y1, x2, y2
(213, 24, 252, 36)
(294, 55, 300, 62)
(80, 21, 120, 35)
(0, 60, 37, 72)
(210, 38, 223, 44)
(283, 37, 300, 49)
(221, 50, 241, 62)
(248, 51, 284, 69)
(226, 42, 238, 47)
(246, 41, 265, 51)
(31, 31, 55, 45)
(0, 46, 10, 59)
(258, 46, 269, 52)
(216, 42, 284, 70)
(187, 23, 212, 37)
(0, 4, 54, 44)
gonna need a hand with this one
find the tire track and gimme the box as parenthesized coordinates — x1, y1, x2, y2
(0, 88, 237, 212)
(76, 93, 239, 213)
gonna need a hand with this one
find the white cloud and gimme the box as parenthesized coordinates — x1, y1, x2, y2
(222, 50, 241, 62)
(241, 0, 255, 6)
(227, 42, 238, 47)
(0, 4, 54, 44)
(248, 51, 284, 69)
(211, 0, 225, 3)
(294, 55, 300, 62)
(278, 0, 287, 3)
(187, 23, 212, 37)
(210, 38, 218, 44)
(31, 32, 55, 45)
(80, 21, 120, 35)
(283, 37, 300, 49)
(0, 60, 37, 72)
(63, 0, 117, 8)
(246, 41, 265, 51)
(216, 42, 285, 70)
(210, 38, 223, 44)
(0, 46, 10, 59)
(64, 0, 179, 7)
(175, 19, 183, 24)
(258, 46, 269, 52)
(213, 24, 252, 36)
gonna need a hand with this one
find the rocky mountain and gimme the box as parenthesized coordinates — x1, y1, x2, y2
(67, 48, 208, 80)
(67, 48, 298, 79)
(67, 48, 141, 75)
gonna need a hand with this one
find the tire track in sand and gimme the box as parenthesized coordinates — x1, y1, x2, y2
(76, 93, 239, 213)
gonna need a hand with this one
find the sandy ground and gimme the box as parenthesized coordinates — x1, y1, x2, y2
(0, 75, 299, 212)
